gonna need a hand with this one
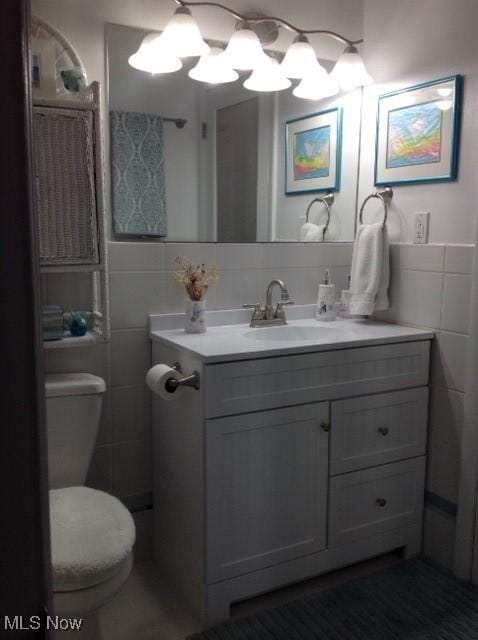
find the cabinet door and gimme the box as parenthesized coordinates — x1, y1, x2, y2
(206, 402, 329, 583)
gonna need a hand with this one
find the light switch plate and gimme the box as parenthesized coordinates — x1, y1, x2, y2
(414, 211, 430, 244)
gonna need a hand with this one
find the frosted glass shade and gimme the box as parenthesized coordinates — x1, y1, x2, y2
(128, 33, 182, 74)
(161, 7, 209, 58)
(189, 46, 239, 84)
(293, 71, 339, 100)
(243, 56, 291, 92)
(223, 26, 267, 70)
(280, 36, 323, 79)
(331, 45, 373, 90)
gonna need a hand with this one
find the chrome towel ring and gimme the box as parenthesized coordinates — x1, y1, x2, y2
(305, 192, 334, 239)
(359, 186, 393, 228)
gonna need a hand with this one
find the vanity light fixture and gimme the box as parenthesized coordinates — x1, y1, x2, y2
(243, 56, 291, 92)
(222, 24, 268, 70)
(128, 33, 182, 74)
(160, 5, 210, 57)
(128, 0, 373, 98)
(280, 34, 324, 79)
(189, 46, 239, 84)
(293, 70, 339, 101)
(330, 44, 373, 90)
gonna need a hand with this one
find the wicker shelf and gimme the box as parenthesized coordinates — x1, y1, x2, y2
(35, 82, 110, 350)
(43, 331, 105, 350)
(40, 263, 105, 274)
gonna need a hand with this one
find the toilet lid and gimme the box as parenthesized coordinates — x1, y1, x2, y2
(50, 487, 136, 592)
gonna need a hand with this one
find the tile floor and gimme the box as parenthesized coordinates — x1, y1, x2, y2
(63, 552, 403, 639)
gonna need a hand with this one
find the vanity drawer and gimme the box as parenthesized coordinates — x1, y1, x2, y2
(330, 388, 428, 475)
(204, 341, 430, 418)
(328, 457, 425, 548)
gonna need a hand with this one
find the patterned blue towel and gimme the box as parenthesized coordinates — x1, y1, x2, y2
(110, 110, 167, 236)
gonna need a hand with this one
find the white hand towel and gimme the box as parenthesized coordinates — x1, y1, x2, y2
(349, 222, 390, 316)
(299, 222, 325, 242)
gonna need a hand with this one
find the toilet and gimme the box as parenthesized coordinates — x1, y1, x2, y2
(45, 373, 135, 619)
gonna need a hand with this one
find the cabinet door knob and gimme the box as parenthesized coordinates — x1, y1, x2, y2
(378, 426, 389, 436)
(320, 422, 331, 432)
(376, 497, 387, 507)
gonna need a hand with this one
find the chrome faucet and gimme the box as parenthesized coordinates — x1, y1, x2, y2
(244, 279, 294, 327)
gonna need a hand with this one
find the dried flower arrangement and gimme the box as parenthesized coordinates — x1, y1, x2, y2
(173, 256, 219, 301)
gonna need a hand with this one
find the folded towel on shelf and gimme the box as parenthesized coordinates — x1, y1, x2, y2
(299, 222, 326, 242)
(349, 222, 389, 316)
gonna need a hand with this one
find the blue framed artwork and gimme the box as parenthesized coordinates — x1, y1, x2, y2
(375, 75, 462, 186)
(285, 107, 342, 195)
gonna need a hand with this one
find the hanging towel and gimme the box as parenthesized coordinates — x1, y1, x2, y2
(349, 222, 390, 316)
(110, 110, 167, 236)
(299, 222, 326, 242)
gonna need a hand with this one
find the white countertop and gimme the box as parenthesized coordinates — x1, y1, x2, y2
(150, 306, 433, 363)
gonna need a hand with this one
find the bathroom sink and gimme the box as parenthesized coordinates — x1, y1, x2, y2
(244, 324, 340, 342)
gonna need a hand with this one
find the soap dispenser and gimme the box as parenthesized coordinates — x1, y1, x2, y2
(316, 269, 336, 321)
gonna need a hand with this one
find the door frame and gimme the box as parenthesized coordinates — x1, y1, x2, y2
(0, 0, 52, 635)
(197, 83, 276, 242)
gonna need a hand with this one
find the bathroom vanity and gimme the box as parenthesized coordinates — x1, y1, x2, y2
(149, 308, 432, 626)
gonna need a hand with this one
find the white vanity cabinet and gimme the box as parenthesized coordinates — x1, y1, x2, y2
(150, 318, 432, 627)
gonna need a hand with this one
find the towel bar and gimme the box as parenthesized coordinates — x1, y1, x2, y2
(359, 187, 393, 227)
(305, 193, 334, 239)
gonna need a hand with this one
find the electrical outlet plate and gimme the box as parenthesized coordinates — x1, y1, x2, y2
(414, 211, 430, 244)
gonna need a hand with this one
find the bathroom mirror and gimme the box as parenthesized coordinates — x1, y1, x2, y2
(106, 23, 362, 242)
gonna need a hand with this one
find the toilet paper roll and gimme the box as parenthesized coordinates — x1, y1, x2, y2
(146, 364, 184, 400)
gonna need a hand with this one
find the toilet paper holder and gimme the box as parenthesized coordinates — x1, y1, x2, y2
(165, 363, 201, 393)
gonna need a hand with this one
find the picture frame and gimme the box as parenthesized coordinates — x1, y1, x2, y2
(375, 75, 462, 186)
(285, 107, 342, 195)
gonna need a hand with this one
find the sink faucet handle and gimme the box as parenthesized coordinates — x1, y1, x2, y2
(281, 299, 295, 306)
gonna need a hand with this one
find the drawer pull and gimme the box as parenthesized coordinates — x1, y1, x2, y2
(376, 497, 387, 507)
(378, 426, 389, 436)
(320, 422, 331, 432)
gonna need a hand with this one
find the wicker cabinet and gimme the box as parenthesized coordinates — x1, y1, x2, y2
(34, 83, 109, 347)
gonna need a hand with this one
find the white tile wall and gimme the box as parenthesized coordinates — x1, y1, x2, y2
(373, 242, 474, 570)
(45, 240, 474, 565)
(440, 275, 471, 334)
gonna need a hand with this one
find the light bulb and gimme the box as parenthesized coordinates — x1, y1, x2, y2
(437, 99, 453, 111)
(293, 70, 339, 100)
(280, 34, 323, 79)
(437, 87, 453, 97)
(128, 33, 182, 74)
(189, 46, 239, 84)
(160, 6, 209, 58)
(223, 25, 268, 70)
(243, 55, 291, 92)
(331, 45, 373, 90)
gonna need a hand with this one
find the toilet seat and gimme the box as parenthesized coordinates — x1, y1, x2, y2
(50, 486, 135, 592)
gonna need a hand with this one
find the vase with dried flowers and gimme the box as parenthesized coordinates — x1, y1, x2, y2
(173, 256, 219, 333)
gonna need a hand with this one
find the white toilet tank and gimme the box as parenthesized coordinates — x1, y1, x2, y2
(45, 373, 106, 490)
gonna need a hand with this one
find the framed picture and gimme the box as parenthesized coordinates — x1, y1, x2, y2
(375, 75, 462, 186)
(285, 107, 342, 195)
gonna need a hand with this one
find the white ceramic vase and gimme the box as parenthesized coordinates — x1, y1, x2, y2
(185, 298, 206, 333)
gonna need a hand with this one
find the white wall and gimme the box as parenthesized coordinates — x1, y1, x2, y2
(359, 0, 478, 244)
